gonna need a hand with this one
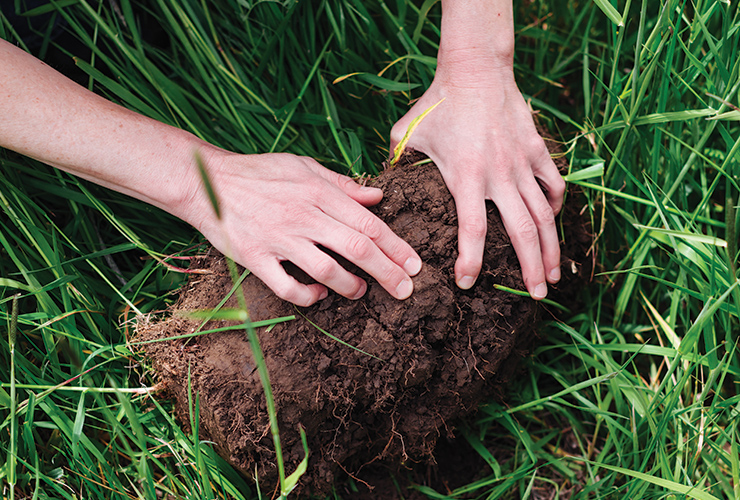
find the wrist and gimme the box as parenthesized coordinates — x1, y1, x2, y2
(167, 138, 229, 231)
(432, 52, 517, 93)
(436, 0, 515, 83)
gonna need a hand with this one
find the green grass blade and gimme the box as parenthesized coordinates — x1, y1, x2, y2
(591, 0, 624, 26)
(585, 461, 721, 500)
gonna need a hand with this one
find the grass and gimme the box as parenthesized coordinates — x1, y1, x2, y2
(0, 0, 739, 498)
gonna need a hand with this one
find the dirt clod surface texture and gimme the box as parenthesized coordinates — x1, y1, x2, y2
(137, 138, 591, 496)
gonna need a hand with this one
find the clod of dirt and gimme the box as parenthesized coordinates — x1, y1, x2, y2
(136, 140, 591, 495)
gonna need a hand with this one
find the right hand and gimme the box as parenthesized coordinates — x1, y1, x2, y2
(390, 71, 565, 299)
(181, 150, 422, 307)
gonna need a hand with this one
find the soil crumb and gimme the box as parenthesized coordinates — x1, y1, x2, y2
(136, 140, 591, 496)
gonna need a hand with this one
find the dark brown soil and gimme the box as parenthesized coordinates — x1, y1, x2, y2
(136, 139, 591, 497)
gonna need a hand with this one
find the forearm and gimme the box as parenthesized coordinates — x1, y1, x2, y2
(0, 38, 207, 218)
(1, 39, 424, 306)
(437, 0, 515, 83)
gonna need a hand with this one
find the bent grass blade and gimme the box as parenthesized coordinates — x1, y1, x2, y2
(194, 151, 304, 494)
(591, 0, 625, 26)
(493, 283, 571, 313)
(294, 307, 382, 361)
(562, 162, 604, 182)
(281, 426, 309, 498)
(390, 97, 445, 168)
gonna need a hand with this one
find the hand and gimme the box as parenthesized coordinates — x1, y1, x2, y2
(0, 38, 422, 307)
(182, 150, 422, 307)
(390, 69, 565, 299)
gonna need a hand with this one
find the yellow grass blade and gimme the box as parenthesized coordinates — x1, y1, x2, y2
(390, 97, 445, 168)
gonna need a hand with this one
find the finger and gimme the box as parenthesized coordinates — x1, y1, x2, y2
(451, 181, 488, 290)
(307, 159, 384, 207)
(316, 222, 415, 300)
(289, 244, 370, 301)
(320, 196, 422, 277)
(255, 258, 329, 307)
(495, 192, 548, 300)
(531, 151, 566, 215)
(520, 176, 561, 284)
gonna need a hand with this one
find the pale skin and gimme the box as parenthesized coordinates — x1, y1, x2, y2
(0, 0, 563, 306)
(392, 0, 565, 299)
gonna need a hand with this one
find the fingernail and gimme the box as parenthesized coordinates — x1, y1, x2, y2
(395, 277, 414, 299)
(319, 289, 329, 301)
(533, 282, 548, 299)
(457, 275, 476, 290)
(404, 256, 422, 276)
(352, 282, 367, 300)
(549, 267, 561, 283)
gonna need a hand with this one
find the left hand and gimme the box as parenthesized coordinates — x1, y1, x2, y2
(390, 68, 565, 299)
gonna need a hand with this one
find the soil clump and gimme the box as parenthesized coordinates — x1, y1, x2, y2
(136, 140, 591, 496)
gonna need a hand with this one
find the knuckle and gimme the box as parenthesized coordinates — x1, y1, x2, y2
(529, 136, 549, 155)
(311, 257, 337, 282)
(357, 214, 384, 241)
(534, 201, 556, 226)
(346, 233, 375, 261)
(456, 255, 481, 276)
(514, 215, 539, 243)
(551, 176, 567, 198)
(375, 265, 400, 288)
(460, 215, 488, 240)
(337, 174, 355, 191)
(542, 175, 566, 215)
